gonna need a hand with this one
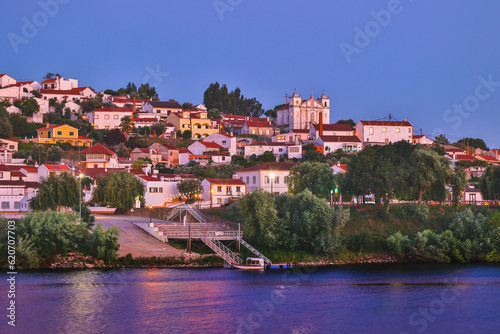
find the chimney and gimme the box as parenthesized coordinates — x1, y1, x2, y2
(133, 97, 136, 111)
(319, 112, 323, 137)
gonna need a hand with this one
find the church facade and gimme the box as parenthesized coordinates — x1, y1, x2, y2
(276, 91, 330, 130)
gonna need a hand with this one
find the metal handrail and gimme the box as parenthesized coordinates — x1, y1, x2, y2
(235, 236, 272, 265)
(198, 232, 242, 265)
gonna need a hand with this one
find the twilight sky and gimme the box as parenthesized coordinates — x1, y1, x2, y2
(2, 0, 500, 148)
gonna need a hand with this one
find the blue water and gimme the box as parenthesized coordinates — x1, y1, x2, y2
(2, 264, 500, 334)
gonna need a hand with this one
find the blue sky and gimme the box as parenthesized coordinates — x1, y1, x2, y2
(2, 0, 500, 148)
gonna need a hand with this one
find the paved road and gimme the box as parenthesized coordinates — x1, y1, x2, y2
(94, 214, 186, 258)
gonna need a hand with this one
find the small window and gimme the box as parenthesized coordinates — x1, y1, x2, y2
(275, 176, 279, 184)
(236, 186, 241, 192)
(114, 115, 119, 120)
(264, 176, 270, 184)
(0, 172, 3, 178)
(246, 177, 249, 184)
(258, 147, 263, 152)
(222, 141, 226, 145)
(95, 115, 99, 119)
(251, 147, 255, 152)
(149, 187, 158, 193)
(409, 128, 411, 133)
(1, 202, 9, 209)
(217, 186, 222, 192)
(253, 176, 256, 184)
(69, 131, 75, 136)
(57, 131, 63, 136)
(284, 176, 289, 184)
(104, 115, 110, 120)
(395, 128, 400, 133)
(369, 127, 374, 135)
(382, 127, 387, 133)
(159, 188, 163, 193)
(14, 202, 20, 209)
(9, 145, 14, 149)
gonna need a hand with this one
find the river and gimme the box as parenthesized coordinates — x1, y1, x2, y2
(2, 264, 500, 334)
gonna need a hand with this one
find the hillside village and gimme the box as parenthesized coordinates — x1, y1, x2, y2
(1, 72, 499, 213)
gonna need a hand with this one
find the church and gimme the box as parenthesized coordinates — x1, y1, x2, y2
(276, 91, 330, 130)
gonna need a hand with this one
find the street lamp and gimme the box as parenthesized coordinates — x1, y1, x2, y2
(270, 172, 275, 194)
(79, 173, 84, 220)
(149, 204, 152, 224)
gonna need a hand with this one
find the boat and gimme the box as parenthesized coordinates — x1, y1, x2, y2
(232, 257, 266, 270)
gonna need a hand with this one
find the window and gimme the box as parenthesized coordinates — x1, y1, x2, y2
(246, 176, 249, 184)
(236, 186, 241, 192)
(222, 141, 226, 145)
(104, 115, 110, 120)
(69, 131, 75, 136)
(9, 145, 14, 149)
(114, 115, 119, 120)
(409, 128, 411, 133)
(251, 147, 255, 152)
(284, 176, 289, 184)
(149, 187, 158, 193)
(290, 147, 299, 153)
(0, 172, 3, 178)
(95, 115, 99, 119)
(226, 186, 231, 194)
(258, 147, 263, 152)
(217, 186, 222, 192)
(385, 138, 389, 144)
(14, 202, 20, 209)
(264, 176, 270, 184)
(252, 130, 256, 134)
(57, 131, 63, 136)
(1, 202, 9, 209)
(382, 127, 387, 133)
(396, 128, 400, 133)
(369, 127, 374, 135)
(253, 176, 256, 184)
(159, 188, 163, 193)
(275, 176, 279, 184)
(105, 126, 110, 130)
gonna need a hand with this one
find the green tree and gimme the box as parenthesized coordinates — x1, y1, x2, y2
(181, 130, 192, 140)
(479, 165, 500, 200)
(240, 190, 278, 247)
(17, 212, 89, 258)
(287, 162, 335, 200)
(80, 98, 102, 113)
(456, 138, 489, 152)
(86, 224, 120, 262)
(177, 178, 203, 202)
(257, 151, 276, 163)
(434, 134, 450, 146)
(301, 143, 325, 162)
(30, 172, 81, 211)
(30, 144, 48, 165)
(19, 98, 40, 116)
(0, 107, 13, 138)
(92, 171, 144, 209)
(104, 128, 126, 146)
(336, 119, 356, 129)
(182, 102, 193, 109)
(47, 146, 63, 162)
(203, 82, 264, 117)
(450, 168, 467, 205)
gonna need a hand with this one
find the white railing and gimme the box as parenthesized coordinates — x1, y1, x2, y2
(166, 230, 241, 239)
(235, 236, 272, 265)
(166, 204, 207, 223)
(198, 231, 242, 265)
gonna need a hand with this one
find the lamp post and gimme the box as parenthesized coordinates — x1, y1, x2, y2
(149, 204, 152, 224)
(270, 172, 275, 194)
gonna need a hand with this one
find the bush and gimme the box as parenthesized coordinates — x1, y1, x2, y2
(410, 202, 430, 222)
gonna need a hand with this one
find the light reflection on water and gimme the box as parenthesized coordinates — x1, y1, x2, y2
(2, 264, 500, 334)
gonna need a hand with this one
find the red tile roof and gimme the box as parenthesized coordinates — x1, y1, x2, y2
(138, 175, 161, 182)
(360, 120, 412, 127)
(21, 167, 38, 172)
(246, 141, 287, 147)
(43, 164, 70, 170)
(200, 142, 223, 148)
(476, 154, 499, 162)
(453, 154, 476, 161)
(291, 129, 310, 134)
(236, 162, 299, 173)
(36, 124, 74, 131)
(205, 178, 246, 185)
(80, 168, 127, 180)
(245, 121, 273, 128)
(41, 78, 57, 83)
(40, 89, 82, 95)
(81, 144, 116, 155)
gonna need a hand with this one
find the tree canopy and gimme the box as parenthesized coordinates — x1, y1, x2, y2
(177, 179, 203, 201)
(479, 165, 500, 200)
(30, 172, 81, 211)
(92, 171, 144, 209)
(287, 162, 335, 200)
(203, 82, 264, 117)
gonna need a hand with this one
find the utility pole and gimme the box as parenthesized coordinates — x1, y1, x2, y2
(238, 223, 241, 253)
(188, 220, 191, 253)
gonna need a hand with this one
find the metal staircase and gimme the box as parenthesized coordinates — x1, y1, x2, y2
(167, 204, 207, 223)
(198, 231, 242, 265)
(235, 236, 272, 265)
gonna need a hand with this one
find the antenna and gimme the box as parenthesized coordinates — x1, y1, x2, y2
(389, 113, 392, 121)
(420, 128, 423, 135)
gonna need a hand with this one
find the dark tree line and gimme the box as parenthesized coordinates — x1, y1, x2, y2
(203, 82, 264, 117)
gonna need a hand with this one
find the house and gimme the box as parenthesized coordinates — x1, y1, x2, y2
(37, 163, 71, 182)
(86, 107, 134, 130)
(276, 91, 330, 130)
(234, 162, 299, 194)
(239, 120, 275, 136)
(188, 141, 224, 156)
(487, 149, 500, 160)
(412, 135, 434, 145)
(310, 123, 354, 141)
(273, 129, 311, 144)
(316, 135, 362, 155)
(356, 120, 413, 147)
(332, 163, 348, 174)
(243, 141, 302, 159)
(130, 147, 167, 166)
(81, 144, 120, 169)
(143, 101, 183, 119)
(41, 77, 78, 90)
(202, 132, 237, 156)
(201, 178, 246, 207)
(22, 123, 93, 147)
(206, 152, 232, 164)
(106, 97, 150, 109)
(0, 74, 17, 87)
(0, 80, 41, 100)
(138, 173, 198, 207)
(149, 142, 180, 168)
(0, 139, 18, 164)
(0, 164, 39, 213)
(464, 186, 483, 204)
(167, 110, 219, 139)
(475, 155, 499, 164)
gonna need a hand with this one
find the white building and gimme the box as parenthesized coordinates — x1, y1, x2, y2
(273, 129, 310, 144)
(86, 107, 134, 130)
(37, 164, 71, 182)
(317, 135, 362, 155)
(412, 135, 434, 145)
(277, 91, 330, 130)
(138, 174, 198, 207)
(81, 144, 120, 169)
(143, 101, 183, 119)
(243, 141, 302, 160)
(188, 141, 224, 156)
(202, 133, 237, 156)
(309, 123, 354, 141)
(41, 77, 78, 90)
(0, 74, 17, 87)
(234, 162, 298, 194)
(201, 178, 246, 207)
(355, 120, 413, 147)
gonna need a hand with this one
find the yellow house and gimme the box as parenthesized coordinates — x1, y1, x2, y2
(167, 110, 219, 140)
(23, 123, 93, 147)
